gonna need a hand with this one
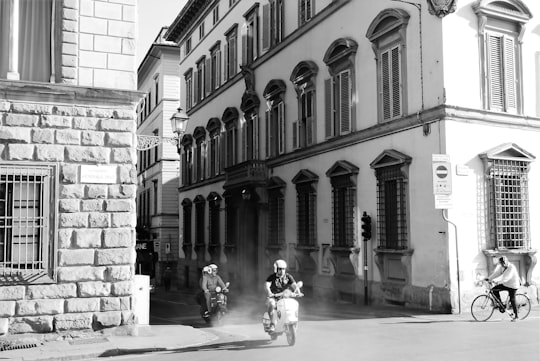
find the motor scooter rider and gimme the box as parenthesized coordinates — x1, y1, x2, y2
(201, 264, 228, 316)
(265, 259, 301, 332)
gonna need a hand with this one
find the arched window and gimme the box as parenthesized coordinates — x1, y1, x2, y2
(180, 134, 193, 186)
(206, 117, 222, 177)
(222, 107, 239, 168)
(366, 9, 410, 122)
(290, 61, 318, 149)
(193, 126, 207, 182)
(323, 38, 358, 138)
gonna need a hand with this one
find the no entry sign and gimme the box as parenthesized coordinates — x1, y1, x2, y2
(432, 154, 453, 209)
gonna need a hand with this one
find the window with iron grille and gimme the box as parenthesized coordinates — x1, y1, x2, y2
(488, 159, 530, 249)
(376, 165, 408, 250)
(182, 199, 192, 248)
(331, 183, 355, 247)
(194, 198, 205, 246)
(268, 188, 284, 246)
(208, 200, 220, 247)
(296, 183, 316, 246)
(0, 163, 57, 281)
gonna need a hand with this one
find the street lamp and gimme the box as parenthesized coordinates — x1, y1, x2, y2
(136, 107, 190, 150)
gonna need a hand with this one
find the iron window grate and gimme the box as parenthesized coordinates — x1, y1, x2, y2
(376, 165, 407, 250)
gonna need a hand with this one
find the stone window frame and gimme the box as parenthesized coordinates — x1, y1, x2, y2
(243, 3, 260, 65)
(290, 61, 318, 149)
(183, 68, 193, 110)
(224, 24, 238, 81)
(298, 0, 315, 26)
(180, 134, 193, 186)
(193, 195, 206, 248)
(473, 0, 532, 115)
(366, 8, 410, 123)
(222, 107, 239, 168)
(267, 176, 286, 246)
(193, 126, 207, 183)
(206, 117, 222, 178)
(292, 169, 318, 247)
(263, 79, 287, 158)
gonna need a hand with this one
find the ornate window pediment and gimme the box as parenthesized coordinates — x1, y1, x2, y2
(479, 142, 535, 163)
(370, 149, 412, 169)
(325, 160, 359, 178)
(292, 169, 318, 184)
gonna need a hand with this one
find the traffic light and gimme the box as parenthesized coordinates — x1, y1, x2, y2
(361, 212, 372, 240)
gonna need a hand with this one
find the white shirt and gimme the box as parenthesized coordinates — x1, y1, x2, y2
(488, 262, 520, 289)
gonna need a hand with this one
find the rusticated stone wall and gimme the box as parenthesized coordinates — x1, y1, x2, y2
(0, 81, 141, 334)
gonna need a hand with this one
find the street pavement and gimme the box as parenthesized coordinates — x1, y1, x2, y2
(1, 287, 538, 361)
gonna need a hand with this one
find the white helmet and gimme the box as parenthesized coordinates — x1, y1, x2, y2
(202, 266, 211, 275)
(273, 259, 287, 273)
(208, 264, 218, 271)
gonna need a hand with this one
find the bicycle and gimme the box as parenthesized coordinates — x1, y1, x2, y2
(471, 280, 531, 321)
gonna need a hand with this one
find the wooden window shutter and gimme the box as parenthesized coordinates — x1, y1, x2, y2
(262, 4, 270, 52)
(324, 78, 332, 138)
(487, 33, 504, 110)
(241, 31, 247, 66)
(381, 49, 391, 120)
(205, 58, 211, 96)
(503, 36, 517, 113)
(306, 90, 314, 145)
(265, 109, 271, 158)
(224, 42, 229, 81)
(216, 49, 222, 88)
(220, 131, 226, 172)
(278, 102, 285, 154)
(241, 119, 247, 162)
(391, 46, 402, 118)
(194, 71, 199, 104)
(253, 114, 259, 159)
(339, 70, 351, 134)
(231, 36, 237, 77)
(292, 120, 298, 149)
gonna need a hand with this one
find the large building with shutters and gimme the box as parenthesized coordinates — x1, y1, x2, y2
(165, 0, 540, 312)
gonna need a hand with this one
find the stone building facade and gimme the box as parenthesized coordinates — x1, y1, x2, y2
(0, 0, 140, 334)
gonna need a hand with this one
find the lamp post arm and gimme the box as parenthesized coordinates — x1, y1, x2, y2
(136, 135, 179, 150)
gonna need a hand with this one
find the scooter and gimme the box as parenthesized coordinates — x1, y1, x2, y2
(262, 281, 303, 346)
(201, 282, 230, 325)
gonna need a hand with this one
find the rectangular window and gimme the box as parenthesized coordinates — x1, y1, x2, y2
(0, 163, 57, 281)
(199, 22, 205, 40)
(244, 8, 259, 65)
(225, 28, 238, 80)
(213, 6, 219, 25)
(381, 45, 402, 121)
(486, 32, 517, 113)
(297, 184, 316, 246)
(210, 45, 221, 91)
(181, 146, 193, 186)
(376, 165, 407, 249)
(299, 0, 314, 25)
(185, 71, 193, 110)
(195, 58, 205, 103)
(266, 102, 285, 158)
(185, 37, 192, 55)
(153, 181, 158, 215)
(154, 76, 159, 106)
(243, 114, 258, 161)
(195, 202, 205, 246)
(325, 70, 351, 138)
(209, 134, 220, 177)
(0, 0, 54, 82)
(488, 159, 529, 249)
(293, 88, 315, 148)
(182, 205, 192, 247)
(209, 204, 220, 247)
(225, 127, 236, 167)
(331, 183, 355, 247)
(268, 190, 284, 245)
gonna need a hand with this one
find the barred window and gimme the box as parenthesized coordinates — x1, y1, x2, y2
(488, 159, 530, 249)
(292, 169, 318, 247)
(194, 196, 205, 246)
(181, 199, 192, 248)
(208, 194, 221, 247)
(376, 165, 408, 249)
(0, 163, 57, 281)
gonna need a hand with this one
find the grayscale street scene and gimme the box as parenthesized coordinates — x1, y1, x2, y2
(0, 0, 539, 360)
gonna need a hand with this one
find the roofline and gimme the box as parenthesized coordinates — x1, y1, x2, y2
(165, 0, 212, 42)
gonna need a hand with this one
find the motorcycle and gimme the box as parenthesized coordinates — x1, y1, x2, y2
(200, 282, 230, 325)
(262, 281, 303, 346)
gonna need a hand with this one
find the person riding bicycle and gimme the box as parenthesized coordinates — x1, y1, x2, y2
(264, 259, 301, 332)
(201, 264, 228, 316)
(485, 256, 520, 321)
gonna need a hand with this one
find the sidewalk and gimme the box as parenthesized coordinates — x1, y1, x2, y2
(1, 287, 538, 361)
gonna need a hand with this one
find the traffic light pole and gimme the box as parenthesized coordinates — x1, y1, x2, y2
(363, 237, 368, 305)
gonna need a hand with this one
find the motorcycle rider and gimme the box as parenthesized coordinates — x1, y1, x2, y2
(265, 259, 301, 332)
(201, 264, 228, 316)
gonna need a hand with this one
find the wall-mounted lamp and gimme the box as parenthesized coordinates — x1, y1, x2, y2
(241, 188, 251, 201)
(136, 107, 190, 150)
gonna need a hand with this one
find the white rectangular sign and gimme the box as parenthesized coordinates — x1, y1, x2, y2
(435, 194, 453, 209)
(80, 165, 117, 184)
(432, 154, 452, 195)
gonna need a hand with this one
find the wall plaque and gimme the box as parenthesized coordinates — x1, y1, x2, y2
(80, 165, 117, 184)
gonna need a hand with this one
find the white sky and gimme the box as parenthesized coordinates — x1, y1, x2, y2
(136, 0, 188, 66)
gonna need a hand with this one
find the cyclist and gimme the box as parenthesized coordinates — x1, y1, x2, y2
(485, 256, 520, 321)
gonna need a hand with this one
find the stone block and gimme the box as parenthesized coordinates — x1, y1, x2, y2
(79, 282, 111, 297)
(106, 132, 132, 147)
(59, 213, 88, 228)
(103, 228, 133, 248)
(108, 185, 136, 199)
(62, 31, 77, 44)
(57, 266, 106, 282)
(9, 316, 53, 334)
(16, 299, 64, 316)
(59, 199, 80, 213)
(107, 53, 134, 71)
(79, 68, 93, 87)
(66, 146, 110, 163)
(11, 103, 52, 114)
(58, 249, 95, 266)
(88, 108, 114, 119)
(111, 213, 136, 228)
(121, 310, 135, 325)
(111, 148, 134, 163)
(80, 16, 108, 35)
(62, 54, 77, 67)
(0, 286, 25, 301)
(27, 284, 77, 299)
(82, 131, 105, 146)
(93, 311, 122, 328)
(74, 229, 102, 248)
(32, 128, 55, 143)
(95, 35, 123, 53)
(35, 144, 65, 161)
(54, 313, 94, 331)
(74, 117, 99, 130)
(63, 0, 79, 9)
(62, 43, 78, 56)
(60, 184, 85, 199)
(5, 113, 39, 127)
(112, 281, 132, 296)
(121, 38, 135, 55)
(81, 199, 104, 212)
(118, 165, 137, 184)
(61, 164, 79, 184)
(0, 301, 15, 317)
(58, 229, 74, 248)
(100, 297, 120, 311)
(86, 185, 108, 199)
(88, 213, 110, 228)
(79, 33, 94, 51)
(62, 18, 77, 32)
(7, 144, 34, 160)
(65, 298, 100, 313)
(96, 249, 132, 265)
(79, 50, 107, 69)
(93, 69, 136, 90)
(41, 114, 71, 128)
(105, 199, 133, 212)
(95, 1, 122, 20)
(100, 119, 134, 132)
(122, 4, 136, 21)
(62, 7, 78, 21)
(0, 101, 10, 111)
(106, 265, 132, 282)
(62, 66, 77, 79)
(0, 126, 32, 143)
(108, 20, 135, 38)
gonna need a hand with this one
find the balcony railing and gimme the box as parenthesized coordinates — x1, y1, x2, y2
(224, 160, 268, 188)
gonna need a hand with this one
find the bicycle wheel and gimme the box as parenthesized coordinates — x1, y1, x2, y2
(515, 293, 531, 320)
(471, 295, 495, 321)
